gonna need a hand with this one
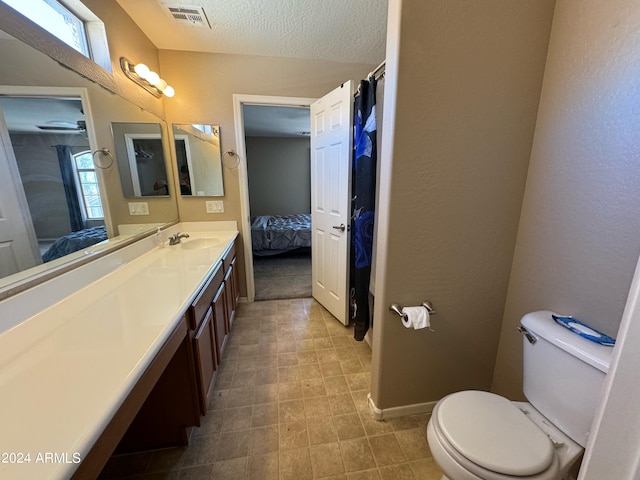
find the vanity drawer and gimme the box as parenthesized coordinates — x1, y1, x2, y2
(222, 240, 237, 273)
(189, 263, 223, 330)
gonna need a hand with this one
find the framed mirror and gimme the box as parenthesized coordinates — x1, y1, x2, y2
(112, 122, 170, 197)
(172, 124, 224, 196)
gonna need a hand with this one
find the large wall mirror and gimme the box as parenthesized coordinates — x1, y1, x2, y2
(0, 29, 179, 298)
(113, 122, 170, 197)
(172, 124, 224, 196)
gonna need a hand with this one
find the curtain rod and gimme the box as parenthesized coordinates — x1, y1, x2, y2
(369, 60, 386, 80)
(355, 60, 386, 97)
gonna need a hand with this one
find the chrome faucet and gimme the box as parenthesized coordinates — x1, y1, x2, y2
(168, 232, 190, 245)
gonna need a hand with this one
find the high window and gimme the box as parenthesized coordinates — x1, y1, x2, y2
(0, 0, 111, 71)
(2, 0, 88, 56)
(73, 151, 104, 220)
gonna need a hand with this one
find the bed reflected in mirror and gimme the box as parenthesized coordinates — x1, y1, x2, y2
(172, 124, 224, 196)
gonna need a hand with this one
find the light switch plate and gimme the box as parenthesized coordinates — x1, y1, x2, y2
(128, 202, 149, 215)
(205, 200, 224, 213)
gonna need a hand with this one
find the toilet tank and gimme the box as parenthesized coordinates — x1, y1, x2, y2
(520, 310, 613, 447)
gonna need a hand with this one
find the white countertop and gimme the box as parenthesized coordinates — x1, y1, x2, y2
(0, 228, 238, 479)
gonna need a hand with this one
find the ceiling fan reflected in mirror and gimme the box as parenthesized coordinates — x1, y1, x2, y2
(36, 120, 86, 132)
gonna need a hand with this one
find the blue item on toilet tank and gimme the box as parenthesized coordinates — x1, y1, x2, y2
(551, 314, 616, 346)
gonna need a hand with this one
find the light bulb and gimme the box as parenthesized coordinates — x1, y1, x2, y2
(156, 78, 167, 91)
(163, 85, 175, 98)
(146, 71, 160, 86)
(133, 63, 150, 79)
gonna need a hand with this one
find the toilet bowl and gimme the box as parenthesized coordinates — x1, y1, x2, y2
(427, 391, 583, 480)
(424, 310, 613, 480)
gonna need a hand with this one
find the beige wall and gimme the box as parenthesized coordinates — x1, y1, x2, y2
(246, 136, 311, 217)
(371, 0, 555, 410)
(492, 0, 640, 400)
(159, 50, 376, 295)
(79, 0, 166, 119)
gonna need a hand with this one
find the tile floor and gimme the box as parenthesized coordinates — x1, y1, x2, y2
(99, 298, 444, 479)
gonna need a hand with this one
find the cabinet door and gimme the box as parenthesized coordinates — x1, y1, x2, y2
(224, 267, 234, 333)
(193, 307, 216, 415)
(230, 256, 239, 312)
(223, 256, 239, 332)
(212, 283, 227, 365)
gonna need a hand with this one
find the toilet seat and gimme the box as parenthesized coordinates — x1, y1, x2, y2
(430, 391, 561, 480)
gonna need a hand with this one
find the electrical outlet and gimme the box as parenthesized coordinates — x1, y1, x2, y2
(205, 200, 224, 213)
(128, 202, 149, 215)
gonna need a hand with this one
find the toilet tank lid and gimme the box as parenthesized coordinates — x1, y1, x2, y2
(521, 311, 612, 373)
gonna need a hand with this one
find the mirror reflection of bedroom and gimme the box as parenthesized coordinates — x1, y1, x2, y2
(244, 104, 312, 300)
(0, 95, 107, 274)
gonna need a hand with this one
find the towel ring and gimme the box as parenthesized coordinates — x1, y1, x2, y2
(389, 301, 436, 320)
(223, 150, 240, 169)
(92, 148, 114, 169)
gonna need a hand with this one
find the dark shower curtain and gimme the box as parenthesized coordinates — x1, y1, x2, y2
(350, 76, 377, 341)
(55, 144, 84, 232)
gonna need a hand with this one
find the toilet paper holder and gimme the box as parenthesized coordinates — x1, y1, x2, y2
(390, 301, 436, 320)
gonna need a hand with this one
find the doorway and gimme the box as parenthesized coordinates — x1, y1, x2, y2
(233, 95, 316, 302)
(233, 85, 354, 325)
(243, 104, 312, 300)
(243, 105, 312, 300)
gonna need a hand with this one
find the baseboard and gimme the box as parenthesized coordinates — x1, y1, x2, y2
(239, 297, 248, 303)
(364, 330, 372, 348)
(367, 393, 437, 420)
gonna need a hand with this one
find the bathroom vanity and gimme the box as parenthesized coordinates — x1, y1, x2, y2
(0, 222, 239, 480)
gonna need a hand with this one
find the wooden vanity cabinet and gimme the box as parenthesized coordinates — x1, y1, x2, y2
(111, 238, 240, 452)
(194, 238, 238, 402)
(85, 236, 241, 475)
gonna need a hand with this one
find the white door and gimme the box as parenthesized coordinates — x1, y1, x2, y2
(310, 81, 353, 325)
(0, 106, 41, 278)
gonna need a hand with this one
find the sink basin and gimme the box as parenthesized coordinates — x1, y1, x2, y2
(180, 237, 221, 250)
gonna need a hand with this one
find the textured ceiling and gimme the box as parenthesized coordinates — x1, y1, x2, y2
(115, 0, 388, 64)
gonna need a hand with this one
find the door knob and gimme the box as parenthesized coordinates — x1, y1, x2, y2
(332, 224, 346, 232)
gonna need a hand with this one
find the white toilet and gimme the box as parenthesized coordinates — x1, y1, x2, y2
(427, 310, 613, 480)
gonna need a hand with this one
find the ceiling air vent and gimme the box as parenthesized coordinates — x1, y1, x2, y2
(165, 5, 211, 28)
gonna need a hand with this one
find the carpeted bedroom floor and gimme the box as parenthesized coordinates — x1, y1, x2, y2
(253, 249, 312, 300)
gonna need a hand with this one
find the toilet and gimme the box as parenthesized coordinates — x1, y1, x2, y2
(427, 310, 613, 480)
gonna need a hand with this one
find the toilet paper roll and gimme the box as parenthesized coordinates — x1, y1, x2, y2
(401, 306, 431, 330)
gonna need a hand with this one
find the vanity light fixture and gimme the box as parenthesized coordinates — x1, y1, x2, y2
(120, 57, 175, 98)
